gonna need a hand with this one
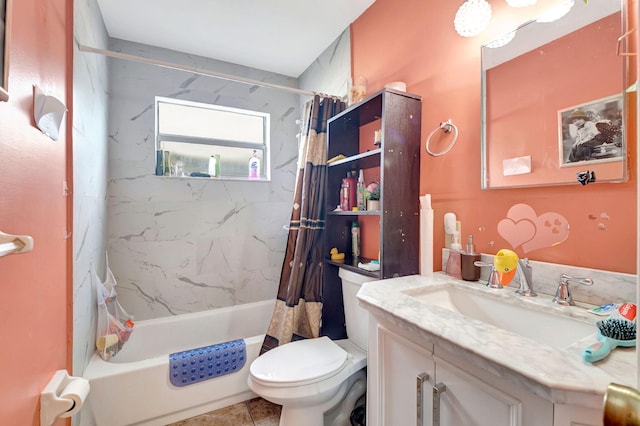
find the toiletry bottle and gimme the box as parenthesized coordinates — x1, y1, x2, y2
(356, 169, 366, 211)
(341, 174, 351, 211)
(444, 212, 457, 248)
(248, 150, 260, 179)
(347, 170, 357, 210)
(208, 155, 218, 177)
(461, 234, 481, 281)
(351, 221, 360, 259)
(446, 232, 462, 279)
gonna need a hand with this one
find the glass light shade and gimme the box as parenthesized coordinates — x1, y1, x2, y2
(505, 0, 537, 6)
(485, 30, 517, 48)
(536, 0, 575, 23)
(454, 0, 493, 37)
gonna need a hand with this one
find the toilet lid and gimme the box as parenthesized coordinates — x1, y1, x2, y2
(250, 336, 347, 386)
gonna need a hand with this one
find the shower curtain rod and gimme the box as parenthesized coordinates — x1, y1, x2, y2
(78, 44, 342, 100)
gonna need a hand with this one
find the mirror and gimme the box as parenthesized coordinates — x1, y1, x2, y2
(481, 0, 628, 189)
(0, 0, 9, 102)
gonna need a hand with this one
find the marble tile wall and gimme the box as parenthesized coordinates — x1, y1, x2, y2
(73, 0, 110, 425)
(442, 249, 636, 306)
(299, 29, 351, 100)
(106, 40, 296, 319)
(105, 32, 350, 320)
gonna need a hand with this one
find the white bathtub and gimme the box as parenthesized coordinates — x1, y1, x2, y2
(83, 299, 275, 426)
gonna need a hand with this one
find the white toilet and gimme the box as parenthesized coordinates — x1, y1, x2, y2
(248, 268, 374, 426)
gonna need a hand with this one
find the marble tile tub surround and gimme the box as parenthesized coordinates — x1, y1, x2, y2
(106, 39, 302, 320)
(442, 249, 636, 307)
(73, 0, 110, 394)
(357, 272, 636, 409)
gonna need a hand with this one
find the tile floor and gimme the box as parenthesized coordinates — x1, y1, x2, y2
(167, 397, 281, 426)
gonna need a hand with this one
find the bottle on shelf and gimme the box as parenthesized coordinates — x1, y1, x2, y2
(341, 175, 351, 211)
(208, 154, 220, 178)
(248, 150, 260, 179)
(347, 170, 357, 210)
(356, 169, 366, 211)
(351, 221, 360, 259)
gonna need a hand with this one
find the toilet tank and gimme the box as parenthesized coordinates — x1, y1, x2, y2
(338, 267, 377, 352)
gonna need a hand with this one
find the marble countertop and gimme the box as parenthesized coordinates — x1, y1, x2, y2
(357, 272, 635, 407)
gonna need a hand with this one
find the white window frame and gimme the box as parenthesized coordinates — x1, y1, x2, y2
(155, 96, 271, 181)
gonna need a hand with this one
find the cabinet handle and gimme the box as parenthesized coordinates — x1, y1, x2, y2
(416, 373, 430, 426)
(433, 382, 447, 426)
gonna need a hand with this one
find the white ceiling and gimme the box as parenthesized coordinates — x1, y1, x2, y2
(96, 0, 375, 78)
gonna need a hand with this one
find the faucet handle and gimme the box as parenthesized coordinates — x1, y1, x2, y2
(553, 274, 594, 306)
(474, 261, 503, 289)
(515, 258, 536, 297)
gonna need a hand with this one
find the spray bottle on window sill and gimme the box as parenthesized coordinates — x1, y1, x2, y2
(248, 150, 260, 179)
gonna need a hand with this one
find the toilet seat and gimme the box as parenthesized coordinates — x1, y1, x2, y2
(249, 336, 347, 387)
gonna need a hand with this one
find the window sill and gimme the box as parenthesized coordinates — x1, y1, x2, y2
(155, 175, 270, 182)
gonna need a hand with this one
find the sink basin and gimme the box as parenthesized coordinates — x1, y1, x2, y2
(403, 284, 596, 349)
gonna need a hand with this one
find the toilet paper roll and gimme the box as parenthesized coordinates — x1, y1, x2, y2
(58, 378, 90, 418)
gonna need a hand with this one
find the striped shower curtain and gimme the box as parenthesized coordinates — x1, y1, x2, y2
(260, 95, 345, 353)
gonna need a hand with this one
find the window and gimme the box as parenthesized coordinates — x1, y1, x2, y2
(155, 97, 270, 180)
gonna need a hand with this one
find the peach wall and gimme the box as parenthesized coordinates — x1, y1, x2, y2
(351, 0, 637, 274)
(0, 0, 72, 424)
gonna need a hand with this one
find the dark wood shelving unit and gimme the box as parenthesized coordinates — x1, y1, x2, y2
(322, 88, 422, 339)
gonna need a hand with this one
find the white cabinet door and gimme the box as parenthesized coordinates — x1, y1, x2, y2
(368, 318, 554, 426)
(554, 404, 602, 426)
(376, 324, 435, 426)
(434, 355, 553, 426)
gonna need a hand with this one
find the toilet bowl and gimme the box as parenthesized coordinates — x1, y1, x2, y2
(248, 268, 374, 426)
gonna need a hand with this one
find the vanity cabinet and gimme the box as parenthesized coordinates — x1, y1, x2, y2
(368, 318, 554, 426)
(321, 88, 421, 338)
(553, 405, 601, 426)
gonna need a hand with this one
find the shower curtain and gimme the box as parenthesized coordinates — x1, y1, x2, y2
(260, 95, 346, 354)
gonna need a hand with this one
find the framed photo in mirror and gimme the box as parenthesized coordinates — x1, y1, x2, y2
(0, 0, 9, 102)
(558, 93, 623, 167)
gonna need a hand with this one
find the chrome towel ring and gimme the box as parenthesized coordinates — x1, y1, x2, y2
(425, 119, 459, 157)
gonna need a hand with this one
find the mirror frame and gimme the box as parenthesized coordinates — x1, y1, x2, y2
(481, 0, 628, 189)
(0, 0, 10, 102)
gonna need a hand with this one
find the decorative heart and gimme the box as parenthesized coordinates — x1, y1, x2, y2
(498, 203, 570, 254)
(497, 218, 536, 249)
(522, 212, 570, 253)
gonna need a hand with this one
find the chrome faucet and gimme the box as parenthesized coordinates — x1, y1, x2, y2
(474, 261, 503, 289)
(514, 258, 536, 297)
(552, 274, 594, 306)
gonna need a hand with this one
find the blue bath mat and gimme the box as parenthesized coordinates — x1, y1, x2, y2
(169, 339, 246, 387)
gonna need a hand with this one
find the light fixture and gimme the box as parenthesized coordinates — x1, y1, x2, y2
(454, 0, 493, 37)
(536, 0, 575, 23)
(485, 30, 517, 48)
(505, 0, 537, 7)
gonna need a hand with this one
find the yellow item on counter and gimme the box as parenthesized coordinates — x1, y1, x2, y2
(494, 249, 519, 286)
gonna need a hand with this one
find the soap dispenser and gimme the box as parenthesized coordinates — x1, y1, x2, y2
(445, 231, 462, 279)
(461, 234, 481, 281)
